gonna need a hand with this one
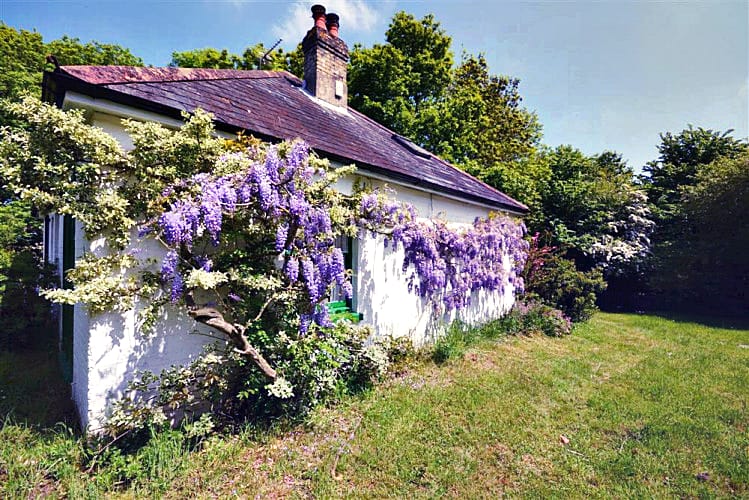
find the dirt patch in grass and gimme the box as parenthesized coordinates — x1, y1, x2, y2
(166, 407, 367, 498)
(486, 442, 514, 465)
(27, 475, 57, 498)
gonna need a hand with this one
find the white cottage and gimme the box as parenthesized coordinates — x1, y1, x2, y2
(41, 5, 528, 430)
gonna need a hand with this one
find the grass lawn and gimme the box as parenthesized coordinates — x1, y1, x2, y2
(2, 312, 748, 497)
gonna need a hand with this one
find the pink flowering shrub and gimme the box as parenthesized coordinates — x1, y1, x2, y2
(499, 300, 572, 337)
(522, 233, 606, 322)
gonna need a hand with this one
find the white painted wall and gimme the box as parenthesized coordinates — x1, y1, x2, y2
(77, 230, 220, 431)
(45, 209, 220, 429)
(355, 231, 515, 347)
(334, 176, 517, 344)
(47, 99, 519, 430)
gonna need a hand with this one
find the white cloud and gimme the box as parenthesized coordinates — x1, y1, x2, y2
(272, 1, 380, 45)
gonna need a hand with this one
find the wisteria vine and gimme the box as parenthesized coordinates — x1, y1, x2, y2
(151, 141, 361, 331)
(149, 139, 528, 334)
(390, 216, 529, 312)
(2, 100, 530, 425)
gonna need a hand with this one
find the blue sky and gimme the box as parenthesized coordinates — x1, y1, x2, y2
(2, 0, 747, 171)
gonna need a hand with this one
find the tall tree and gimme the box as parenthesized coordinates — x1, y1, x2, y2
(642, 125, 746, 222)
(348, 12, 453, 138)
(435, 54, 543, 218)
(642, 126, 747, 312)
(348, 14, 541, 217)
(669, 150, 749, 312)
(416, 54, 541, 168)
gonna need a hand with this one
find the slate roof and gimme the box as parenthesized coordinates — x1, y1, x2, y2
(44, 66, 528, 213)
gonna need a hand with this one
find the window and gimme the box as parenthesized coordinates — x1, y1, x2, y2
(60, 215, 75, 382)
(42, 213, 75, 381)
(328, 236, 363, 322)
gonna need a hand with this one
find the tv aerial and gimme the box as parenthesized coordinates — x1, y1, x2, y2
(259, 39, 283, 68)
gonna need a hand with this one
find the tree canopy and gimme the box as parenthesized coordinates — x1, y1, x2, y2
(348, 13, 540, 177)
(642, 125, 746, 223)
(641, 126, 748, 313)
(348, 12, 453, 135)
(170, 43, 300, 73)
(0, 24, 45, 98)
(0, 24, 143, 99)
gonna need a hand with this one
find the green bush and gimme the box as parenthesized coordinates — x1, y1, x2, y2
(107, 321, 392, 435)
(385, 336, 420, 371)
(524, 253, 606, 322)
(236, 321, 390, 417)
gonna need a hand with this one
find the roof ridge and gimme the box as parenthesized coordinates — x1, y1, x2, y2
(104, 73, 291, 86)
(60, 66, 299, 86)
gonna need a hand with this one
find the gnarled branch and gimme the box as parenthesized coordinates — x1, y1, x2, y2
(189, 306, 277, 380)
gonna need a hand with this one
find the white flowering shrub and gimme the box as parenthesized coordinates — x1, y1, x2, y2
(587, 187, 655, 276)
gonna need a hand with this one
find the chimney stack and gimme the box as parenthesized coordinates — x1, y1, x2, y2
(326, 13, 340, 37)
(312, 4, 326, 29)
(302, 5, 348, 107)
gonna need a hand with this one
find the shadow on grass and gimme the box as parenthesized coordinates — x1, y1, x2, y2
(644, 310, 749, 331)
(0, 345, 78, 431)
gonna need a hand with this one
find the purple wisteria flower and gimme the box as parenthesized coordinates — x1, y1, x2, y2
(285, 257, 300, 283)
(161, 250, 179, 280)
(170, 272, 184, 303)
(299, 314, 312, 335)
(388, 215, 527, 312)
(301, 259, 319, 303)
(195, 256, 212, 272)
(147, 139, 527, 335)
(275, 224, 289, 252)
(313, 306, 332, 328)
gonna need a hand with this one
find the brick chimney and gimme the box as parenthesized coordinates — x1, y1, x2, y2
(302, 5, 348, 107)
